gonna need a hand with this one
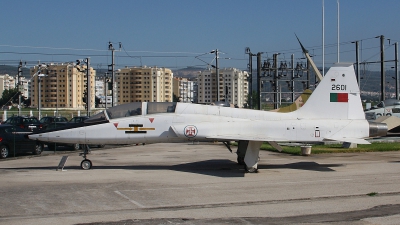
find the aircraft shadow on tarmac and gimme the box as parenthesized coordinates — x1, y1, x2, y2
(2, 160, 342, 177)
(259, 161, 343, 172)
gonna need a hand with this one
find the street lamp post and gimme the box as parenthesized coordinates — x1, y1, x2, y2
(86, 58, 91, 116)
(32, 64, 48, 119)
(17, 61, 23, 116)
(37, 74, 47, 120)
(104, 73, 109, 109)
(210, 49, 219, 101)
(76, 58, 91, 116)
(56, 68, 58, 115)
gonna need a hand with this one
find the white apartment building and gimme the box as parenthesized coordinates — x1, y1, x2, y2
(0, 74, 16, 98)
(95, 78, 105, 97)
(173, 77, 195, 103)
(18, 77, 29, 98)
(197, 68, 248, 107)
(95, 78, 113, 105)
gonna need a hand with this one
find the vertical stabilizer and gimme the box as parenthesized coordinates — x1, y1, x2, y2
(296, 63, 364, 120)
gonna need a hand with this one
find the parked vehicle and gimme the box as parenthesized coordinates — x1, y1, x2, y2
(40, 116, 68, 129)
(364, 100, 400, 120)
(0, 124, 43, 158)
(69, 116, 89, 123)
(2, 116, 44, 132)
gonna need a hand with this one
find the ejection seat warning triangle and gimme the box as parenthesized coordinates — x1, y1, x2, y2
(57, 156, 69, 171)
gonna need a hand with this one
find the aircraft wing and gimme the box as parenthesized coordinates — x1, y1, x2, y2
(208, 135, 371, 144)
(205, 134, 290, 142)
(170, 124, 291, 142)
(171, 123, 370, 144)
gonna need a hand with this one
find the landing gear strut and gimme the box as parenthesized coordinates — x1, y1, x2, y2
(79, 145, 92, 170)
(243, 141, 262, 173)
(236, 141, 248, 165)
(237, 156, 245, 165)
(223, 141, 246, 165)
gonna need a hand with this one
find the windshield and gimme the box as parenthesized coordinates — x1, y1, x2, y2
(23, 118, 39, 124)
(147, 102, 176, 114)
(55, 117, 68, 122)
(84, 111, 108, 123)
(106, 102, 142, 119)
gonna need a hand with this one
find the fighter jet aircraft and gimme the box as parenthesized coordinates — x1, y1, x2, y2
(29, 63, 387, 172)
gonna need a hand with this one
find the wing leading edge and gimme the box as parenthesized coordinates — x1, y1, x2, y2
(205, 134, 291, 142)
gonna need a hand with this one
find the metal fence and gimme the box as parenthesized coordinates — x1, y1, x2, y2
(1, 109, 104, 121)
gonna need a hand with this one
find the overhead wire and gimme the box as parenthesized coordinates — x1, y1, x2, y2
(0, 35, 396, 70)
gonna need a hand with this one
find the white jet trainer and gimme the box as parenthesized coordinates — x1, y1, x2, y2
(30, 63, 387, 171)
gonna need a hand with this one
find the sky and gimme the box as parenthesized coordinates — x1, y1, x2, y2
(1, 0, 400, 72)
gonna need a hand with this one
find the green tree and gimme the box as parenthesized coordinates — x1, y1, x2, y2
(24, 98, 31, 107)
(0, 88, 20, 107)
(245, 91, 258, 109)
(173, 94, 180, 102)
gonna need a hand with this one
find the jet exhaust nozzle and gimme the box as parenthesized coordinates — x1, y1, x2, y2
(369, 122, 388, 137)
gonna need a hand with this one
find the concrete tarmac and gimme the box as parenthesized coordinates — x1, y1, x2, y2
(1, 142, 400, 225)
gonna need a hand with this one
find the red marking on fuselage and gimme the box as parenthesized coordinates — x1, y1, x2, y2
(149, 118, 154, 123)
(113, 123, 119, 128)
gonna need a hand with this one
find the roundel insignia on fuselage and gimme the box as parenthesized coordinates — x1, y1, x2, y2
(184, 125, 198, 138)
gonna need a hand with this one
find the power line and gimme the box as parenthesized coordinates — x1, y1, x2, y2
(0, 44, 204, 55)
(0, 44, 108, 52)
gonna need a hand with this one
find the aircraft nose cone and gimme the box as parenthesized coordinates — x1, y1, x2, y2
(28, 133, 47, 142)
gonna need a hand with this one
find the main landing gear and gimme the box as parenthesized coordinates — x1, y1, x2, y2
(223, 140, 261, 173)
(79, 145, 92, 170)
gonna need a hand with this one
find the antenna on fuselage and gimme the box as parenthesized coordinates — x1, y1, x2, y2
(295, 34, 324, 82)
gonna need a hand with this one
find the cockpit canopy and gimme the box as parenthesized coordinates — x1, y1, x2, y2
(84, 102, 177, 123)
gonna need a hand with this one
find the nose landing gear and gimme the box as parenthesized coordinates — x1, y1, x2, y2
(79, 145, 92, 170)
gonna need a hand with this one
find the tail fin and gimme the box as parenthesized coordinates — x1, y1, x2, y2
(296, 63, 365, 120)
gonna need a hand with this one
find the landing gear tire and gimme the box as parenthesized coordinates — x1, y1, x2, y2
(33, 143, 43, 155)
(245, 165, 258, 173)
(0, 145, 9, 159)
(237, 156, 245, 165)
(72, 144, 81, 150)
(80, 159, 92, 170)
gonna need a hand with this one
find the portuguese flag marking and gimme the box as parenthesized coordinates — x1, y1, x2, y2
(330, 93, 348, 102)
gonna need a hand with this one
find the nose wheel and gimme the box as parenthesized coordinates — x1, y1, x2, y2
(80, 159, 92, 170)
(79, 145, 92, 170)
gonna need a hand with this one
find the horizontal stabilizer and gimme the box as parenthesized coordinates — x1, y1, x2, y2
(268, 141, 283, 152)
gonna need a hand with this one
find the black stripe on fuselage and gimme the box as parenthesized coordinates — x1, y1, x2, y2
(129, 124, 143, 127)
(125, 131, 147, 134)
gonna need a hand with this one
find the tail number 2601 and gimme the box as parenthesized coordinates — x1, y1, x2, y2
(332, 84, 346, 90)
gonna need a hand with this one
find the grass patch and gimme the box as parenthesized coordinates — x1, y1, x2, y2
(231, 142, 400, 155)
(263, 142, 400, 155)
